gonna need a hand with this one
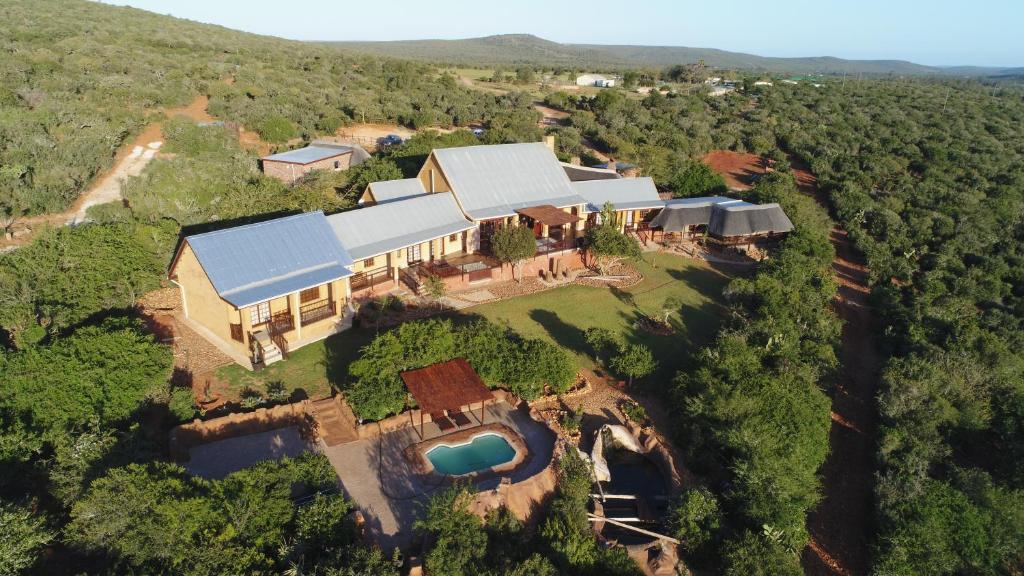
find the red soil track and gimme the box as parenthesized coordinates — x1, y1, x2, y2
(704, 150, 879, 575)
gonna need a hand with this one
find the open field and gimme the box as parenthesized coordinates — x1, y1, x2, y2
(215, 254, 731, 401)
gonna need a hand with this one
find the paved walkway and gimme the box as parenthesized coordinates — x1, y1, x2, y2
(321, 402, 555, 553)
(186, 426, 314, 479)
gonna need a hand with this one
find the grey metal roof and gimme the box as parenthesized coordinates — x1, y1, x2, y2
(432, 142, 586, 220)
(560, 162, 621, 182)
(367, 178, 426, 204)
(572, 177, 664, 213)
(708, 202, 794, 237)
(326, 192, 474, 260)
(183, 212, 354, 308)
(262, 144, 353, 165)
(651, 197, 736, 231)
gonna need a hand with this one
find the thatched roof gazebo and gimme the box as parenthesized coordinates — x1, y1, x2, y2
(401, 358, 495, 438)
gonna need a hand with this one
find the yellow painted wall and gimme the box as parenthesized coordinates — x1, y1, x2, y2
(173, 243, 246, 355)
(416, 154, 453, 194)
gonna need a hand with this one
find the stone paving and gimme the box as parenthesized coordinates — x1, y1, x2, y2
(186, 425, 314, 479)
(320, 401, 555, 553)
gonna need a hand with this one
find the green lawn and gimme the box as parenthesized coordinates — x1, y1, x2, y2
(216, 253, 731, 400)
(469, 254, 730, 384)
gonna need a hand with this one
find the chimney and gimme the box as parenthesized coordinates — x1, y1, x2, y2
(606, 158, 616, 172)
(543, 134, 556, 152)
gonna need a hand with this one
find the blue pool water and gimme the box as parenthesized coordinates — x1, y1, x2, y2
(426, 433, 516, 475)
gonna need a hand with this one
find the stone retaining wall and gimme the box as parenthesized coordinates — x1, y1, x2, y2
(169, 400, 312, 461)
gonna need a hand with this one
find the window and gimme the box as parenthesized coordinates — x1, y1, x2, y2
(363, 257, 375, 268)
(250, 302, 270, 326)
(449, 233, 458, 242)
(407, 244, 421, 264)
(300, 286, 320, 304)
(333, 160, 341, 170)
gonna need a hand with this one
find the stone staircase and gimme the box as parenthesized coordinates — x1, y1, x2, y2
(308, 396, 359, 446)
(251, 330, 282, 366)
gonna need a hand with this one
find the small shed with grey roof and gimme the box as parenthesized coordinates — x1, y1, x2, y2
(261, 142, 369, 185)
(430, 142, 586, 220)
(572, 177, 664, 213)
(361, 178, 426, 205)
(326, 192, 474, 261)
(173, 212, 354, 308)
(707, 202, 794, 239)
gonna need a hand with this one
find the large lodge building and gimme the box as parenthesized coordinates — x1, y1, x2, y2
(169, 138, 792, 368)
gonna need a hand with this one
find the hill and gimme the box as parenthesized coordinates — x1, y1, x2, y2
(327, 33, 1010, 76)
(0, 0, 532, 218)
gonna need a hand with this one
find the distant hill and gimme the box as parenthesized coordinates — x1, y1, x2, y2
(327, 34, 1012, 76)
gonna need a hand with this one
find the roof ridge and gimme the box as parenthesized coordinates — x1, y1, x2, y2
(188, 211, 324, 240)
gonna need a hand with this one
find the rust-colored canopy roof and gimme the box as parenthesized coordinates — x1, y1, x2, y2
(515, 204, 581, 227)
(401, 358, 494, 414)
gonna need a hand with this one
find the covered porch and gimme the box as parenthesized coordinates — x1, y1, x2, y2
(237, 279, 348, 367)
(515, 204, 582, 255)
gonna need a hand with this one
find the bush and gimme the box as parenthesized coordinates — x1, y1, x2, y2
(257, 114, 298, 143)
(0, 317, 172, 432)
(667, 486, 721, 554)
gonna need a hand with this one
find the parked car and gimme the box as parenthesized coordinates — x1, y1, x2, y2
(472, 128, 485, 137)
(379, 134, 404, 147)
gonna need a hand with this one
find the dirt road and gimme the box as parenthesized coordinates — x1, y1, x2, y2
(799, 160, 879, 576)
(2, 94, 214, 248)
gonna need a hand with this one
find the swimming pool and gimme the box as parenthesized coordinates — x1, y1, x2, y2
(425, 432, 517, 475)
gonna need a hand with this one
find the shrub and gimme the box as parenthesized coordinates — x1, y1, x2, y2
(256, 114, 297, 143)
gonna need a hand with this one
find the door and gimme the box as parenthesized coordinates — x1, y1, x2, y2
(407, 244, 421, 264)
(533, 220, 542, 238)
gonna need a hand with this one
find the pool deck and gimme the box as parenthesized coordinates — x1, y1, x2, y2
(321, 401, 555, 553)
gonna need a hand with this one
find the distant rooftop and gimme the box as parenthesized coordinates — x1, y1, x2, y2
(262, 143, 354, 165)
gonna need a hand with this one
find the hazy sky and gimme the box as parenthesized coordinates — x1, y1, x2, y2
(101, 0, 1022, 67)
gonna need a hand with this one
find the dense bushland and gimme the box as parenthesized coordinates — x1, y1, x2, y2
(0, 0, 538, 217)
(671, 172, 838, 573)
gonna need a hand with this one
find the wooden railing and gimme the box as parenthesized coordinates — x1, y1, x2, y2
(268, 311, 294, 335)
(350, 267, 393, 292)
(300, 300, 335, 326)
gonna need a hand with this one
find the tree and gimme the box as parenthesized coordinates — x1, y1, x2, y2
(515, 67, 536, 85)
(423, 274, 447, 310)
(490, 225, 536, 282)
(609, 343, 656, 386)
(584, 202, 641, 275)
(667, 486, 721, 554)
(0, 500, 53, 576)
(415, 485, 487, 576)
(668, 160, 727, 198)
(584, 327, 620, 365)
(660, 295, 684, 325)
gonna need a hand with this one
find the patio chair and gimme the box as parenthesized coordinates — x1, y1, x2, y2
(431, 412, 455, 431)
(450, 411, 473, 428)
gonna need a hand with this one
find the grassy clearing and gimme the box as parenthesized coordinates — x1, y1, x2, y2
(215, 253, 731, 400)
(469, 254, 729, 384)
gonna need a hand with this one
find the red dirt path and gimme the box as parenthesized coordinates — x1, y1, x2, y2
(798, 159, 879, 576)
(701, 149, 818, 194)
